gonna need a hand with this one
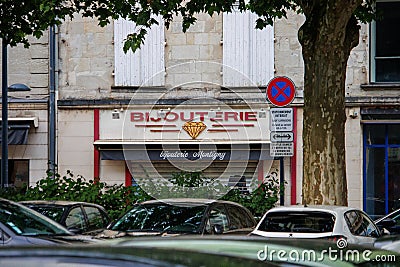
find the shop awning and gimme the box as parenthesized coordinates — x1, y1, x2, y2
(0, 117, 38, 145)
(94, 140, 274, 161)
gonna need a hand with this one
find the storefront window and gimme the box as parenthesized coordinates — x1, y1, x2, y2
(365, 147, 385, 218)
(364, 124, 400, 217)
(365, 124, 385, 145)
(388, 125, 400, 144)
(388, 147, 400, 211)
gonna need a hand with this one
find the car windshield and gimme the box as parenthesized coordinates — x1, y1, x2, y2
(258, 211, 336, 233)
(111, 203, 206, 234)
(0, 200, 71, 236)
(27, 206, 66, 223)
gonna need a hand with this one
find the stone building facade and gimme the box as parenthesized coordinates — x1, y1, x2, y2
(2, 4, 400, 217)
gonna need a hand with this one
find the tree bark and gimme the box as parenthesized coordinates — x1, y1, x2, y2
(297, 1, 362, 205)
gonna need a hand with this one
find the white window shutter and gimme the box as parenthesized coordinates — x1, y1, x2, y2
(223, 11, 274, 87)
(114, 17, 165, 86)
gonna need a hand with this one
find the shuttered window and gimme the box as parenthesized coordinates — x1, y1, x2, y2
(114, 17, 165, 86)
(223, 10, 274, 87)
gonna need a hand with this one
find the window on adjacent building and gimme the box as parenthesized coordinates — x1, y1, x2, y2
(363, 124, 400, 217)
(222, 10, 274, 87)
(0, 159, 29, 187)
(114, 16, 165, 87)
(371, 1, 400, 82)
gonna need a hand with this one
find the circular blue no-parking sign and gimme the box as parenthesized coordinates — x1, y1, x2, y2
(266, 76, 296, 107)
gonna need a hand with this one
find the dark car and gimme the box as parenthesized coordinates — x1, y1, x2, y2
(374, 208, 400, 235)
(100, 236, 400, 266)
(0, 198, 97, 246)
(20, 200, 111, 235)
(0, 240, 282, 267)
(374, 234, 400, 253)
(98, 198, 256, 238)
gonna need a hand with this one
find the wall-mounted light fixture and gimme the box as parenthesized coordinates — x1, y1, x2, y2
(8, 83, 31, 92)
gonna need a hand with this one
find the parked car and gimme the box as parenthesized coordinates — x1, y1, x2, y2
(98, 198, 257, 238)
(374, 208, 400, 235)
(19, 200, 111, 235)
(0, 198, 97, 245)
(374, 234, 400, 253)
(101, 236, 400, 266)
(0, 239, 282, 267)
(251, 205, 382, 246)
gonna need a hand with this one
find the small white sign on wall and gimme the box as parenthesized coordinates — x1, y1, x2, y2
(270, 108, 293, 132)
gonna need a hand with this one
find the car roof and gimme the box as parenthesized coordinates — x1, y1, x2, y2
(19, 200, 104, 207)
(141, 198, 244, 207)
(265, 205, 358, 214)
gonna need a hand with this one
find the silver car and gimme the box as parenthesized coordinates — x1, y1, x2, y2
(251, 205, 382, 245)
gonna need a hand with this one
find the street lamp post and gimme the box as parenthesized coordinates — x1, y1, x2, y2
(1, 40, 31, 188)
(2, 41, 9, 188)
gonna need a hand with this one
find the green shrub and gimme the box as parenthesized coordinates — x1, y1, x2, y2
(221, 175, 281, 218)
(169, 171, 282, 217)
(0, 169, 282, 220)
(0, 169, 151, 220)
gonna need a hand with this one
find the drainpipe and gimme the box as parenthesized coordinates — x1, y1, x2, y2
(48, 25, 57, 175)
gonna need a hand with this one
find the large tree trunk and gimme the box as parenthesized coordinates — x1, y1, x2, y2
(297, 1, 362, 205)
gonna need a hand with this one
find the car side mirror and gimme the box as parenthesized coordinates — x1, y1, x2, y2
(68, 227, 82, 234)
(213, 224, 224, 235)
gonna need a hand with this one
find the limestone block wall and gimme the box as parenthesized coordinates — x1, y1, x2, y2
(295, 108, 303, 204)
(1, 34, 49, 98)
(165, 13, 223, 90)
(58, 15, 114, 99)
(346, 24, 370, 97)
(57, 109, 94, 179)
(58, 13, 223, 99)
(345, 107, 363, 209)
(274, 10, 305, 89)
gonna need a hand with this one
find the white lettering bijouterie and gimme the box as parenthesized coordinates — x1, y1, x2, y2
(130, 111, 258, 122)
